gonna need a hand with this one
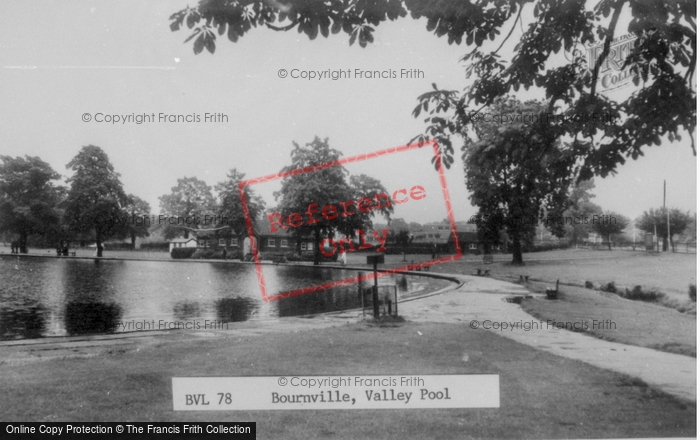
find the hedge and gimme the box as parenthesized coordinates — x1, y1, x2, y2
(171, 247, 197, 259)
(266, 252, 337, 262)
(384, 243, 450, 255)
(140, 242, 170, 251)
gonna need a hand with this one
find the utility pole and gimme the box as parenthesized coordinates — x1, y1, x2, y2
(664, 180, 671, 252)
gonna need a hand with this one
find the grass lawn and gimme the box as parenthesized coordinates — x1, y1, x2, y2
(1, 320, 694, 439)
(430, 251, 696, 358)
(519, 282, 697, 357)
(432, 250, 696, 299)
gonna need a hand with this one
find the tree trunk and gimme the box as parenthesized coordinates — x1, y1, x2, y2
(96, 230, 103, 257)
(131, 232, 136, 250)
(662, 236, 668, 251)
(511, 233, 524, 265)
(19, 231, 28, 254)
(313, 228, 320, 265)
(608, 234, 612, 250)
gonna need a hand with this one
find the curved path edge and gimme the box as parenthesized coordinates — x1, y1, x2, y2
(396, 273, 696, 402)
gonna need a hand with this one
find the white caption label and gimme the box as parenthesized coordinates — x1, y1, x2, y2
(173, 375, 499, 410)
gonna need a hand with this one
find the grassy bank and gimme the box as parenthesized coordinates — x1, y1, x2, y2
(519, 282, 697, 357)
(432, 250, 696, 299)
(432, 252, 696, 358)
(0, 320, 694, 439)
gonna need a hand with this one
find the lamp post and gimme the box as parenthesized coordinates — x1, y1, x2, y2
(366, 254, 385, 319)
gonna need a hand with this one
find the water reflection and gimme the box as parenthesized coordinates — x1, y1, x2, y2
(64, 301, 122, 335)
(0, 301, 47, 339)
(0, 257, 451, 340)
(276, 285, 363, 317)
(215, 297, 258, 322)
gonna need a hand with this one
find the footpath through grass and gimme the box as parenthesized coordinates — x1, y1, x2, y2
(432, 251, 696, 358)
(1, 320, 694, 439)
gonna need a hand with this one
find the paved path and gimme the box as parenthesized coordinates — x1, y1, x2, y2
(397, 274, 697, 402)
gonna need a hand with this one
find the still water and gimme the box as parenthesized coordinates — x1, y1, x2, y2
(0, 257, 451, 340)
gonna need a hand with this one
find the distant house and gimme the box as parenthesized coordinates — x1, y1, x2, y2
(255, 217, 315, 256)
(168, 237, 197, 252)
(174, 218, 317, 258)
(191, 229, 242, 255)
(411, 222, 484, 254)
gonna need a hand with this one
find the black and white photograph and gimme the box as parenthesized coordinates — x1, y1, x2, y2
(0, 1, 696, 439)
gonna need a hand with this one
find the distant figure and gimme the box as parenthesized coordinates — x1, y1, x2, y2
(339, 245, 347, 267)
(431, 243, 437, 259)
(222, 248, 227, 261)
(10, 241, 16, 254)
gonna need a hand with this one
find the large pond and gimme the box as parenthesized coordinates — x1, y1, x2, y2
(0, 257, 452, 340)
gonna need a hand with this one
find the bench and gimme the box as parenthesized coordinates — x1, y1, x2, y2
(518, 274, 530, 282)
(475, 267, 490, 276)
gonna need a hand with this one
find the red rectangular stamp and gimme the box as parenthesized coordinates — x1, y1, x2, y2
(239, 140, 461, 302)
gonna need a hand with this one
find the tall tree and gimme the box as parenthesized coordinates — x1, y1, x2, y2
(635, 207, 692, 251)
(64, 146, 129, 257)
(158, 177, 217, 239)
(124, 194, 152, 249)
(215, 168, 266, 240)
(592, 210, 629, 249)
(170, 1, 696, 178)
(465, 97, 579, 264)
(273, 136, 393, 264)
(0, 156, 63, 253)
(563, 179, 603, 246)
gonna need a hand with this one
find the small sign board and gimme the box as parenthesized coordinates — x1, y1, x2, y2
(366, 254, 385, 265)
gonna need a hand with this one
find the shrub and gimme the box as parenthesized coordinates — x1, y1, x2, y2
(584, 281, 594, 289)
(140, 242, 170, 251)
(600, 282, 617, 293)
(523, 242, 571, 253)
(621, 286, 665, 302)
(268, 252, 337, 262)
(285, 253, 303, 262)
(171, 247, 197, 259)
(191, 249, 216, 259)
(689, 284, 697, 302)
(105, 242, 135, 250)
(384, 243, 450, 255)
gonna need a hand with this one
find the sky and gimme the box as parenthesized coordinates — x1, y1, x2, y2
(0, 1, 696, 226)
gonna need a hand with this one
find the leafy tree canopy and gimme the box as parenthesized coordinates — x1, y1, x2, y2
(124, 194, 152, 248)
(170, 0, 696, 179)
(159, 176, 217, 239)
(635, 206, 692, 250)
(273, 136, 393, 263)
(465, 97, 579, 264)
(64, 145, 130, 256)
(563, 179, 602, 244)
(591, 209, 629, 249)
(0, 155, 64, 252)
(216, 168, 267, 238)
